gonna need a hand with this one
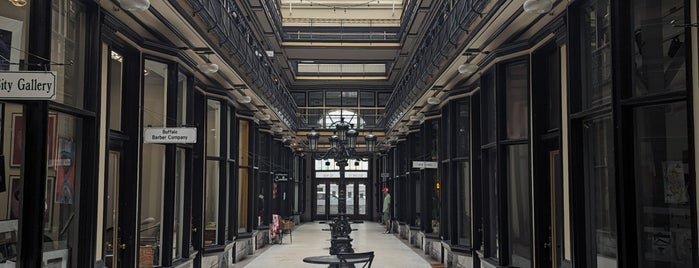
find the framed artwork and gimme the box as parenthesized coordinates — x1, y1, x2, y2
(663, 161, 688, 204)
(9, 113, 57, 167)
(44, 177, 55, 231)
(8, 176, 20, 219)
(10, 114, 22, 167)
(55, 138, 75, 204)
(47, 113, 58, 169)
(0, 16, 23, 71)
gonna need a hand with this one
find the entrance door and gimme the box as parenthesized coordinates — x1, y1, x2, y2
(547, 148, 564, 268)
(104, 150, 123, 267)
(315, 181, 370, 220)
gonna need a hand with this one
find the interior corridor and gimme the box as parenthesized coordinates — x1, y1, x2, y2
(239, 222, 433, 267)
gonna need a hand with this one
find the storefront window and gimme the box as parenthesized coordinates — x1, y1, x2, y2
(455, 100, 469, 157)
(44, 111, 83, 266)
(583, 115, 617, 266)
(429, 169, 440, 234)
(631, 0, 685, 97)
(457, 161, 471, 246)
(507, 144, 531, 267)
(205, 99, 221, 246)
(108, 50, 123, 131)
(485, 148, 498, 258)
(633, 103, 692, 267)
(140, 59, 168, 266)
(0, 103, 22, 263)
(173, 148, 185, 260)
(238, 120, 250, 233)
(505, 63, 528, 140)
(580, 0, 612, 109)
(51, 0, 86, 109)
(482, 73, 496, 143)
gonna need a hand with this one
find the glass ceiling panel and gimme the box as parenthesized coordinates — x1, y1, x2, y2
(278, 0, 405, 27)
(298, 63, 386, 74)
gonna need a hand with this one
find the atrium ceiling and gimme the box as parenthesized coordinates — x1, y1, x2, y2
(102, 0, 568, 149)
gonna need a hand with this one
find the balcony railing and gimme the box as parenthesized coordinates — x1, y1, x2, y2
(178, 0, 300, 129)
(382, 0, 492, 129)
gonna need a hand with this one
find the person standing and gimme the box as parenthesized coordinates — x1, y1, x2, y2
(382, 187, 391, 234)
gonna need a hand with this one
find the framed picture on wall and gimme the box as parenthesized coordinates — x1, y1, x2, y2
(8, 176, 20, 219)
(9, 113, 57, 167)
(45, 176, 54, 231)
(55, 138, 75, 204)
(0, 16, 23, 71)
(10, 114, 22, 167)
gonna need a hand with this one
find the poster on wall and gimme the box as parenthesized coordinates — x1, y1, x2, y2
(0, 16, 23, 71)
(663, 161, 688, 204)
(9, 113, 57, 167)
(55, 138, 74, 204)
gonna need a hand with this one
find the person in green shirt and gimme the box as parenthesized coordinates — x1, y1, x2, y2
(382, 187, 391, 234)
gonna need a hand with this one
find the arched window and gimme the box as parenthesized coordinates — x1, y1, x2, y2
(320, 110, 365, 129)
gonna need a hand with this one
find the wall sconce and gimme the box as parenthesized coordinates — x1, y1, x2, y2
(117, 0, 150, 11)
(237, 95, 252, 104)
(458, 62, 478, 74)
(8, 0, 27, 7)
(522, 0, 552, 14)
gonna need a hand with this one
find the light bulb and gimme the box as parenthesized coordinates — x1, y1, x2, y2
(8, 0, 27, 7)
(426, 97, 440, 105)
(458, 63, 478, 74)
(237, 95, 252, 104)
(197, 63, 219, 74)
(118, 0, 150, 11)
(523, 0, 552, 14)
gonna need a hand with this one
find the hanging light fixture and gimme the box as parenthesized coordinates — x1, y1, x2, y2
(365, 132, 377, 153)
(458, 62, 478, 74)
(522, 0, 552, 14)
(117, 0, 150, 11)
(426, 96, 441, 105)
(8, 0, 27, 7)
(307, 129, 319, 151)
(197, 62, 219, 74)
(237, 95, 252, 104)
(306, 118, 376, 167)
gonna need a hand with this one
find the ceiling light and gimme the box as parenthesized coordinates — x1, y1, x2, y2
(523, 0, 552, 14)
(117, 0, 150, 11)
(426, 97, 440, 105)
(237, 95, 252, 104)
(458, 63, 478, 74)
(255, 113, 271, 121)
(8, 0, 27, 7)
(197, 62, 219, 74)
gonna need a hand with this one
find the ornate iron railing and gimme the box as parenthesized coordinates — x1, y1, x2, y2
(176, 0, 300, 129)
(382, 0, 493, 129)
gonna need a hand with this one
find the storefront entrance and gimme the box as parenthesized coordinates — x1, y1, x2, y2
(315, 180, 369, 220)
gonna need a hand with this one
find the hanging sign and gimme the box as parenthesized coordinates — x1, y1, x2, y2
(0, 71, 57, 100)
(143, 127, 197, 143)
(412, 161, 438, 169)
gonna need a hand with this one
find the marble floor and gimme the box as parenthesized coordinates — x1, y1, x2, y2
(238, 221, 434, 267)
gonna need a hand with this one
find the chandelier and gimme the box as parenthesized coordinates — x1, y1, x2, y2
(306, 119, 377, 168)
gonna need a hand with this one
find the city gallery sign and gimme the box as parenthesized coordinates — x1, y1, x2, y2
(0, 71, 57, 100)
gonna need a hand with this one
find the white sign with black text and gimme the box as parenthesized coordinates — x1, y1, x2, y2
(0, 71, 57, 100)
(143, 127, 197, 144)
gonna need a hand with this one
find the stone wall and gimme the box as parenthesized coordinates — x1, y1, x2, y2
(234, 237, 251, 263)
(201, 243, 234, 268)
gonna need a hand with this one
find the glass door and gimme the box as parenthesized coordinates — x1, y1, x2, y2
(104, 150, 122, 267)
